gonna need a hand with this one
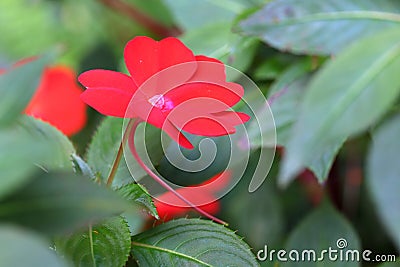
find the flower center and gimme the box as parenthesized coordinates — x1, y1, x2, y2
(148, 94, 174, 112)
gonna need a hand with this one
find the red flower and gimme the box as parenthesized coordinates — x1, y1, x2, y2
(79, 36, 249, 149)
(154, 171, 230, 221)
(25, 65, 87, 136)
(1, 63, 86, 135)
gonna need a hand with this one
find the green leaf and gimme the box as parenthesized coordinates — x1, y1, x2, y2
(87, 117, 165, 188)
(0, 124, 50, 199)
(280, 27, 400, 185)
(266, 59, 313, 146)
(250, 59, 338, 181)
(128, 0, 175, 27)
(132, 218, 260, 266)
(0, 54, 52, 126)
(0, 224, 68, 267)
(56, 217, 131, 267)
(238, 0, 400, 55)
(267, 58, 314, 96)
(181, 22, 258, 72)
(222, 153, 284, 250)
(0, 116, 74, 199)
(21, 116, 75, 169)
(254, 54, 295, 81)
(367, 115, 400, 251)
(0, 171, 130, 235)
(166, 0, 261, 72)
(117, 183, 158, 219)
(282, 201, 361, 267)
(246, 59, 313, 149)
(163, 0, 258, 31)
(72, 154, 95, 179)
(308, 142, 344, 182)
(87, 117, 136, 187)
(0, 1, 103, 67)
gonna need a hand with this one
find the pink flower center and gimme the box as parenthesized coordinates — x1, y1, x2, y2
(148, 94, 174, 112)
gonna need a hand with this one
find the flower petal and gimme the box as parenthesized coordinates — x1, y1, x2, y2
(152, 171, 230, 221)
(192, 55, 226, 82)
(155, 200, 219, 222)
(179, 117, 236, 136)
(25, 66, 86, 136)
(162, 120, 194, 149)
(169, 106, 249, 136)
(78, 69, 137, 93)
(124, 36, 196, 87)
(198, 171, 231, 192)
(129, 91, 193, 149)
(80, 88, 132, 117)
(155, 187, 219, 207)
(165, 82, 244, 111)
(195, 55, 223, 64)
(175, 56, 243, 107)
(167, 95, 248, 136)
(212, 111, 251, 124)
(130, 91, 167, 127)
(154, 171, 229, 221)
(154, 188, 220, 221)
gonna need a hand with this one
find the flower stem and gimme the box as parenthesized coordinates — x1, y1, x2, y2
(106, 141, 123, 186)
(128, 119, 228, 226)
(106, 119, 135, 187)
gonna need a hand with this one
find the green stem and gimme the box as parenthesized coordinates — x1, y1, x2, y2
(88, 224, 97, 267)
(106, 119, 135, 186)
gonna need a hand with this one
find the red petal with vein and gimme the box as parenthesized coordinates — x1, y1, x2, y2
(78, 69, 137, 93)
(178, 117, 236, 136)
(124, 36, 196, 87)
(80, 88, 132, 117)
(25, 66, 86, 136)
(166, 82, 243, 110)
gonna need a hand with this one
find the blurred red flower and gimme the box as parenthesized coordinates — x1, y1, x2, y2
(79, 36, 249, 149)
(25, 65, 87, 136)
(1, 63, 86, 135)
(154, 171, 230, 222)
